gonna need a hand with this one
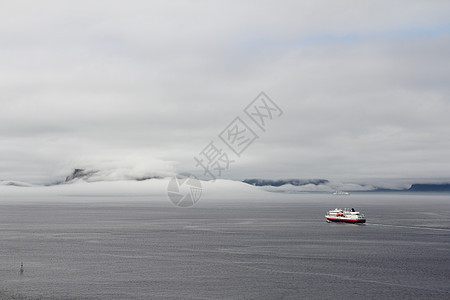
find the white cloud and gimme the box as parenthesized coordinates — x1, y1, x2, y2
(1, 1, 449, 184)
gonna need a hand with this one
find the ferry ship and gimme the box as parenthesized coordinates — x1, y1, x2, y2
(326, 208, 366, 223)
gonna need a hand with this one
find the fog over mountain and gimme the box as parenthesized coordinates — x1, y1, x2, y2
(3, 167, 450, 195)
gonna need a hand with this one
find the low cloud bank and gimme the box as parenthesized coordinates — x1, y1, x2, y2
(242, 178, 413, 192)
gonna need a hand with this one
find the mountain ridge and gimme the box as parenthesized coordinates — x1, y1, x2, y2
(241, 178, 450, 193)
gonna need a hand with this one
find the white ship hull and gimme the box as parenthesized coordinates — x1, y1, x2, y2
(326, 208, 366, 223)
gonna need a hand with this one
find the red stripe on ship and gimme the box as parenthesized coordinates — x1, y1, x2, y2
(326, 218, 365, 223)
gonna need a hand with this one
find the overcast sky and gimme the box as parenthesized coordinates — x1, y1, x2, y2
(1, 1, 449, 185)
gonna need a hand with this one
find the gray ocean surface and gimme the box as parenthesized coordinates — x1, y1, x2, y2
(1, 193, 449, 299)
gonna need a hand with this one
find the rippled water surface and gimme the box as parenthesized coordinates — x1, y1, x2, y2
(1, 194, 449, 299)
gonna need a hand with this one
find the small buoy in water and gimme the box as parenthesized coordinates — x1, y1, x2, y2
(20, 262, 24, 275)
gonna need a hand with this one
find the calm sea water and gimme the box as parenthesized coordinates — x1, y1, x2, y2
(0, 193, 449, 299)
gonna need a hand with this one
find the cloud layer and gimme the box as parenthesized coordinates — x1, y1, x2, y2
(1, 1, 449, 184)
